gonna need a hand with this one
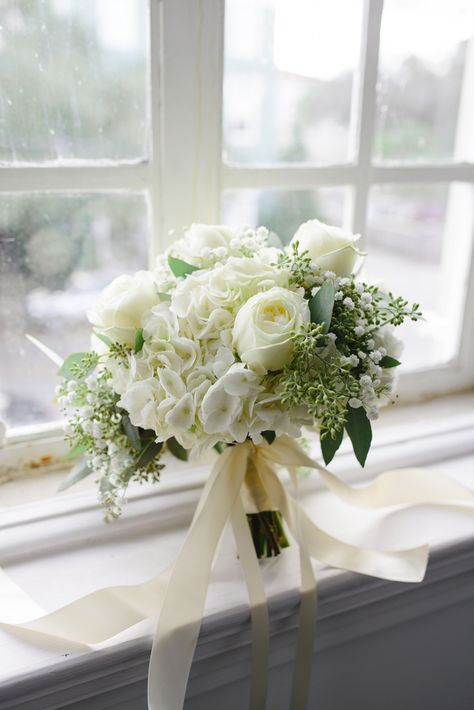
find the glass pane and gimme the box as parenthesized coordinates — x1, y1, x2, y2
(0, 193, 150, 428)
(222, 187, 346, 244)
(223, 0, 362, 165)
(365, 184, 452, 368)
(375, 0, 474, 163)
(0, 0, 149, 162)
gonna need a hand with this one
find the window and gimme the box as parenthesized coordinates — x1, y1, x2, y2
(1, 0, 473, 449)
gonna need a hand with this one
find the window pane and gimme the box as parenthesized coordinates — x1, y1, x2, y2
(0, 193, 149, 428)
(223, 0, 362, 165)
(222, 187, 346, 244)
(365, 184, 454, 368)
(374, 0, 474, 163)
(0, 0, 149, 162)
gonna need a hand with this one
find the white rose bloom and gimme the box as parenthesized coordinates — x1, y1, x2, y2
(87, 271, 159, 347)
(184, 223, 234, 252)
(290, 219, 361, 277)
(171, 256, 290, 341)
(233, 286, 310, 372)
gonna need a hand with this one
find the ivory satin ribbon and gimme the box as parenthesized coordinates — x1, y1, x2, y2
(2, 437, 474, 709)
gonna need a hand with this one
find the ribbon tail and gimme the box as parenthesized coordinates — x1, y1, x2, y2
(148, 443, 250, 710)
(287, 466, 317, 710)
(0, 567, 172, 648)
(230, 494, 269, 710)
(258, 460, 428, 583)
(265, 436, 474, 510)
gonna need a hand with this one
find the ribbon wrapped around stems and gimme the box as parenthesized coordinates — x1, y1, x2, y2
(2, 435, 474, 709)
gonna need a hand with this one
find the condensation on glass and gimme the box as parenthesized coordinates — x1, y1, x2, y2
(0, 0, 149, 162)
(0, 193, 150, 427)
(222, 187, 346, 243)
(223, 0, 363, 165)
(374, 0, 474, 163)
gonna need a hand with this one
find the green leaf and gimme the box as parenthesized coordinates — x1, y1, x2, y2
(158, 291, 172, 302)
(135, 439, 163, 468)
(213, 441, 226, 454)
(58, 459, 93, 492)
(261, 430, 276, 445)
(168, 255, 199, 278)
(121, 414, 141, 451)
(345, 406, 372, 468)
(379, 355, 401, 369)
(134, 328, 144, 353)
(309, 280, 335, 334)
(167, 436, 189, 461)
(58, 353, 92, 380)
(320, 428, 343, 466)
(64, 441, 88, 460)
(93, 331, 113, 347)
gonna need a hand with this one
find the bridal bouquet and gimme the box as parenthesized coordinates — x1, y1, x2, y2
(57, 219, 420, 556)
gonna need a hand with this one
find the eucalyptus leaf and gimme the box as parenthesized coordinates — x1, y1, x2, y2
(309, 280, 335, 334)
(93, 331, 113, 347)
(134, 327, 144, 353)
(58, 459, 93, 492)
(121, 414, 141, 451)
(64, 441, 88, 460)
(167, 436, 189, 461)
(320, 428, 343, 466)
(261, 430, 276, 445)
(345, 405, 372, 468)
(168, 255, 199, 278)
(379, 355, 401, 369)
(58, 353, 92, 380)
(136, 440, 163, 468)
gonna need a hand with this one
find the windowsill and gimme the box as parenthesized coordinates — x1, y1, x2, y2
(1, 392, 474, 707)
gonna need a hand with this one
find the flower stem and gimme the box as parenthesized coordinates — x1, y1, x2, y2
(246, 511, 290, 558)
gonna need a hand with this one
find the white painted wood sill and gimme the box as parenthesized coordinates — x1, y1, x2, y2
(0, 393, 473, 709)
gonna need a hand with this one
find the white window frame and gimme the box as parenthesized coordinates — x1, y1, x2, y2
(1, 0, 474, 459)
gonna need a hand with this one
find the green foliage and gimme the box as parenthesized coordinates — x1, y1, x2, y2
(320, 427, 343, 466)
(261, 430, 276, 445)
(134, 328, 144, 353)
(345, 406, 372, 468)
(93, 331, 113, 347)
(64, 441, 88, 460)
(276, 241, 314, 287)
(309, 280, 335, 333)
(280, 323, 358, 438)
(167, 437, 189, 461)
(380, 355, 401, 368)
(58, 352, 99, 380)
(168, 255, 199, 278)
(121, 414, 141, 451)
(158, 292, 172, 302)
(58, 459, 93, 492)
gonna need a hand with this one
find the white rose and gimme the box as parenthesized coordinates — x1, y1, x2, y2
(87, 271, 159, 347)
(184, 224, 234, 252)
(290, 219, 361, 276)
(233, 286, 310, 372)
